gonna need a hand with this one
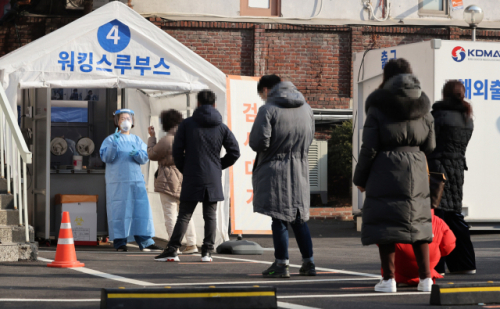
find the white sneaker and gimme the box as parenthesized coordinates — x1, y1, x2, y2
(374, 279, 397, 293)
(418, 278, 433, 292)
(182, 245, 199, 255)
(201, 251, 212, 262)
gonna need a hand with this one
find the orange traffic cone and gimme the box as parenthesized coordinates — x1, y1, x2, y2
(48, 211, 85, 268)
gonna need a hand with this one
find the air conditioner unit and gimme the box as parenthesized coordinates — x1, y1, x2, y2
(308, 139, 328, 205)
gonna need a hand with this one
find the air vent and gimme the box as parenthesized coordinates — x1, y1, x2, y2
(307, 139, 328, 205)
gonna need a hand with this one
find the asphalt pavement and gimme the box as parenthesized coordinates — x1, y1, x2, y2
(0, 220, 499, 309)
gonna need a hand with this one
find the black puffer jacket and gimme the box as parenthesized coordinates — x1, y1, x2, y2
(353, 74, 435, 245)
(428, 99, 474, 213)
(173, 105, 240, 202)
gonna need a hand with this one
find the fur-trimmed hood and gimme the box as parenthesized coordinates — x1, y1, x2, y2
(365, 89, 431, 121)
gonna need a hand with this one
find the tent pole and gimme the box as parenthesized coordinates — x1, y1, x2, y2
(117, 88, 122, 110)
(186, 93, 191, 117)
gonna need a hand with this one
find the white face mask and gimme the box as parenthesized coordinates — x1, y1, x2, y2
(120, 120, 132, 132)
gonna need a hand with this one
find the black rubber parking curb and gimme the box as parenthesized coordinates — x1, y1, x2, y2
(101, 286, 277, 309)
(430, 282, 500, 305)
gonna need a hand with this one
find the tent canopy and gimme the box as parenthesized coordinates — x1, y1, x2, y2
(0, 1, 227, 120)
(0, 1, 230, 247)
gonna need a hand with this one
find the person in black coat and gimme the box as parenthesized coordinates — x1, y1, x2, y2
(354, 59, 435, 293)
(428, 80, 476, 274)
(154, 89, 240, 263)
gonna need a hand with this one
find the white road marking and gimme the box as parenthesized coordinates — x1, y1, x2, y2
(39, 250, 154, 255)
(37, 253, 380, 288)
(0, 299, 100, 302)
(278, 292, 431, 299)
(209, 255, 381, 278)
(39, 250, 380, 278)
(147, 277, 380, 287)
(37, 257, 155, 286)
(278, 301, 321, 309)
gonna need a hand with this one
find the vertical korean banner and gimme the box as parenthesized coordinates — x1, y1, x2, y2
(226, 76, 272, 234)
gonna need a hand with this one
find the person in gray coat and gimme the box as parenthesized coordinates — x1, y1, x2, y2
(353, 59, 436, 293)
(250, 75, 315, 278)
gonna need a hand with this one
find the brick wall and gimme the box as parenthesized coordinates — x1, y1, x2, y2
(163, 27, 254, 76)
(309, 207, 353, 221)
(0, 16, 77, 56)
(263, 30, 351, 108)
(2, 16, 500, 110)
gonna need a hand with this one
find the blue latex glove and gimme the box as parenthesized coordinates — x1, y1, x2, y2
(113, 128, 121, 141)
(129, 145, 139, 157)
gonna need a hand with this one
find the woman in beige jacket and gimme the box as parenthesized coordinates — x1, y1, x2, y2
(147, 110, 198, 254)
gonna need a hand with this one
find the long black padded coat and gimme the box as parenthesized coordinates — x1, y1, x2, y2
(353, 87, 436, 246)
(427, 99, 474, 214)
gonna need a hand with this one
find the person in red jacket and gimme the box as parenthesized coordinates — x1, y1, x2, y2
(382, 210, 456, 285)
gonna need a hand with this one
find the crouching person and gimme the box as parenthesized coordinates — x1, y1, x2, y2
(250, 75, 316, 278)
(387, 210, 456, 285)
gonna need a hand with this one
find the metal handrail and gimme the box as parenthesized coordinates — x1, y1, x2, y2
(0, 86, 32, 243)
(0, 89, 31, 164)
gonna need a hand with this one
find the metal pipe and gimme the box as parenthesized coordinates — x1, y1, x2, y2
(12, 137, 17, 211)
(23, 161, 29, 243)
(6, 133, 10, 194)
(472, 27, 477, 41)
(314, 115, 353, 121)
(311, 108, 353, 114)
(17, 152, 22, 226)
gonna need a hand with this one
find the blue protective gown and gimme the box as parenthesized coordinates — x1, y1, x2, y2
(100, 134, 155, 241)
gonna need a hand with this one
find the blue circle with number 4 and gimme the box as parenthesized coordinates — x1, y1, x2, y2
(97, 19, 131, 53)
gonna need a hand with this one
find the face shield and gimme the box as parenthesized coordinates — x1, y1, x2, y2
(113, 109, 135, 131)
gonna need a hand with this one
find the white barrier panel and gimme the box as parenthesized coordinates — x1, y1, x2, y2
(226, 76, 272, 235)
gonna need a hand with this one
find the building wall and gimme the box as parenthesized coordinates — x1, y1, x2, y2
(3, 16, 500, 112)
(154, 19, 500, 111)
(132, 0, 500, 22)
(163, 28, 254, 76)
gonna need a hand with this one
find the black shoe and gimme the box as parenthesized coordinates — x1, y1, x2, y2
(142, 244, 163, 252)
(262, 262, 290, 278)
(116, 245, 128, 252)
(201, 250, 212, 262)
(299, 261, 317, 276)
(154, 247, 180, 262)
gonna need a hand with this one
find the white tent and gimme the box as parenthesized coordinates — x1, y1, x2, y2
(0, 1, 230, 247)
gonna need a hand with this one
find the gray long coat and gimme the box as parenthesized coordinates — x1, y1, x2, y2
(250, 82, 315, 222)
(353, 87, 435, 245)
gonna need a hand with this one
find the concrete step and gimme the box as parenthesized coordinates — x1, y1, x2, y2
(0, 225, 34, 243)
(0, 209, 19, 225)
(0, 242, 38, 262)
(0, 194, 14, 210)
(0, 178, 7, 195)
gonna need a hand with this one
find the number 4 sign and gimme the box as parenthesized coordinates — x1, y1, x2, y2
(106, 25, 121, 45)
(97, 19, 131, 53)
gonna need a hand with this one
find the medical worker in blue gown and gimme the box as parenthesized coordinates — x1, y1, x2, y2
(100, 109, 163, 252)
